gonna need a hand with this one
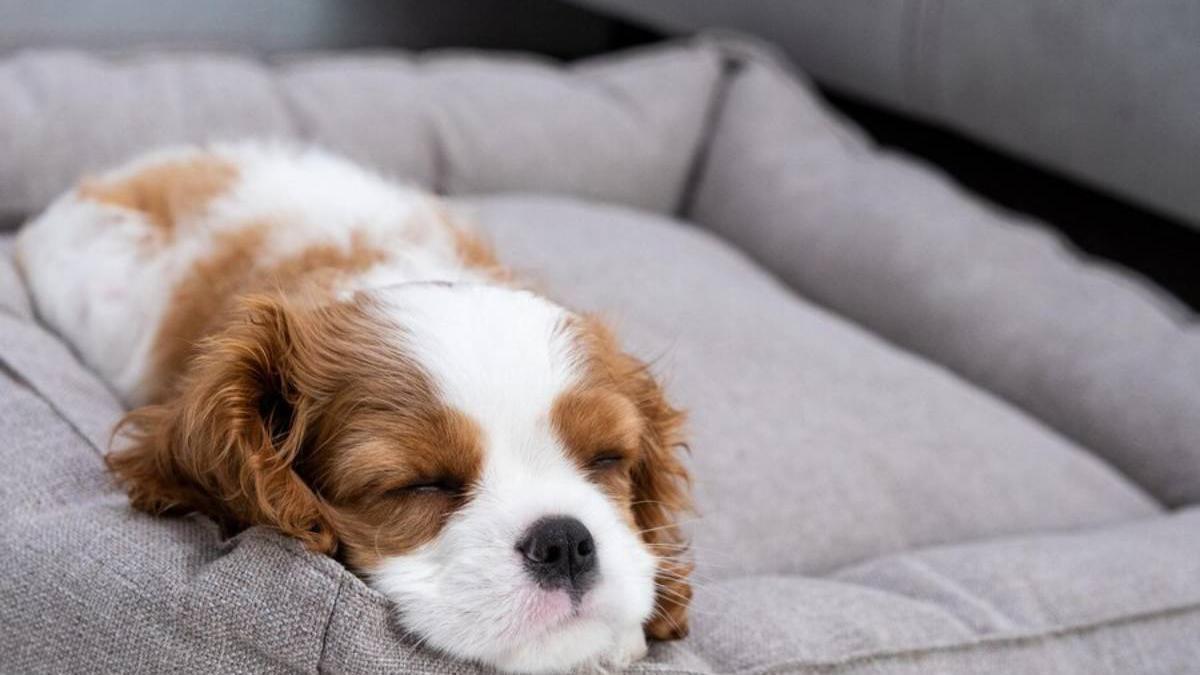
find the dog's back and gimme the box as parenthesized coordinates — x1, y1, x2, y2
(17, 142, 480, 405)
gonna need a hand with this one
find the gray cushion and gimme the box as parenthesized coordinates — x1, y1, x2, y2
(687, 508, 1200, 674)
(688, 41, 1200, 508)
(9, 37, 1196, 512)
(0, 236, 30, 319)
(0, 43, 720, 225)
(3, 37, 1198, 674)
(570, 0, 1200, 228)
(3, 195, 1190, 674)
(469, 195, 1157, 577)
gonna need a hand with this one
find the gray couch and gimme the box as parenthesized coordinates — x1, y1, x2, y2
(2, 36, 1199, 674)
(569, 0, 1200, 230)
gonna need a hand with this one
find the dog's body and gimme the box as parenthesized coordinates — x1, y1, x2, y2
(19, 143, 489, 407)
(16, 142, 691, 673)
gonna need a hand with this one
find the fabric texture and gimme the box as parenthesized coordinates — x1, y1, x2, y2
(689, 41, 1200, 508)
(1, 196, 1194, 674)
(569, 0, 1200, 229)
(0, 236, 30, 319)
(2, 38, 1199, 674)
(685, 508, 1200, 675)
(0, 43, 720, 225)
(466, 196, 1158, 577)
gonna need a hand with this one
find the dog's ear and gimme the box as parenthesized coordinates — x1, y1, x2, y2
(582, 318, 693, 641)
(107, 294, 337, 553)
(625, 357, 692, 640)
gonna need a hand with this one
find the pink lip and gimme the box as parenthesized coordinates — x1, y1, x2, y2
(524, 588, 573, 625)
(504, 586, 586, 641)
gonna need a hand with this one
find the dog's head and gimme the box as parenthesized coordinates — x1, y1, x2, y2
(109, 283, 691, 673)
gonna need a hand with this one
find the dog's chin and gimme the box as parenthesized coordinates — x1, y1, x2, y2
(373, 558, 656, 674)
(485, 585, 651, 674)
(420, 585, 650, 674)
(491, 614, 648, 674)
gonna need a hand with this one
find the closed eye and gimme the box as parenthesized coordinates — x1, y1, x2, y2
(587, 452, 626, 471)
(386, 478, 463, 497)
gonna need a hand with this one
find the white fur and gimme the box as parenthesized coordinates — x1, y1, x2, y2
(16, 141, 658, 673)
(371, 285, 657, 673)
(17, 142, 478, 405)
(16, 189, 175, 400)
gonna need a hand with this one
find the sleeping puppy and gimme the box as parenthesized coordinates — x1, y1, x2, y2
(15, 142, 691, 673)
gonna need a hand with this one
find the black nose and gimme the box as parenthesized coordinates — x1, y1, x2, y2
(516, 516, 597, 596)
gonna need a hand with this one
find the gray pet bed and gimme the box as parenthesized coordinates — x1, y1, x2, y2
(2, 36, 1198, 674)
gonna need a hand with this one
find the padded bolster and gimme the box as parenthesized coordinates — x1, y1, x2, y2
(0, 43, 721, 223)
(690, 43, 1200, 507)
(685, 508, 1200, 674)
(571, 1, 1200, 227)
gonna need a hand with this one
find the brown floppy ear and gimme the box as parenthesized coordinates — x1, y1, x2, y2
(107, 295, 337, 553)
(626, 361, 692, 640)
(582, 317, 692, 641)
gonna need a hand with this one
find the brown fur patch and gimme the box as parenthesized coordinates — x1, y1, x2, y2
(452, 226, 500, 270)
(79, 155, 237, 231)
(552, 389, 643, 510)
(553, 389, 643, 465)
(109, 293, 481, 566)
(314, 405, 484, 570)
(109, 295, 373, 554)
(288, 317, 485, 569)
(438, 206, 510, 282)
(564, 316, 693, 640)
(145, 227, 389, 402)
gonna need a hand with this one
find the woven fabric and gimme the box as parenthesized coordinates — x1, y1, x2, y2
(2, 38, 1198, 674)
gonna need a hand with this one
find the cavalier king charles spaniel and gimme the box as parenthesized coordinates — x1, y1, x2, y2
(16, 142, 691, 673)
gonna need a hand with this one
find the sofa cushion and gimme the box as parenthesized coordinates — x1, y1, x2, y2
(0, 194, 1171, 673)
(0, 43, 720, 227)
(689, 41, 1200, 507)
